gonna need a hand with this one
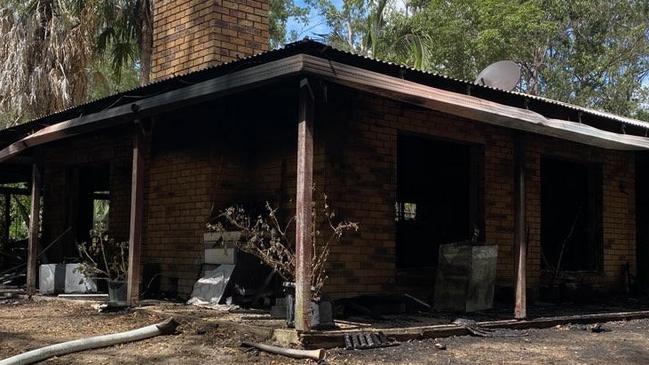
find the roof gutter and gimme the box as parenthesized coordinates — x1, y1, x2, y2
(1, 53, 648, 163)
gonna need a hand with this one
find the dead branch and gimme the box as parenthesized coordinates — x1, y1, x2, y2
(208, 193, 358, 299)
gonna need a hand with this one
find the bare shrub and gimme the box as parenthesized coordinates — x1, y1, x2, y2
(76, 228, 129, 282)
(207, 194, 358, 299)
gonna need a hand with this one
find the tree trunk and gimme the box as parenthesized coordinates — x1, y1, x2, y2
(137, 0, 153, 85)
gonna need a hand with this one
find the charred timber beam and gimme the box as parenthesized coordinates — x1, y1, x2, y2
(294, 78, 315, 331)
(300, 310, 649, 349)
(513, 136, 527, 319)
(26, 159, 42, 296)
(126, 123, 146, 306)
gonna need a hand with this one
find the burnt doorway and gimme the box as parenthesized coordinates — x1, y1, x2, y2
(64, 164, 111, 259)
(541, 157, 602, 273)
(637, 152, 649, 291)
(396, 134, 484, 292)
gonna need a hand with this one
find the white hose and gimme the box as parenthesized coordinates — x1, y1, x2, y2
(0, 318, 178, 365)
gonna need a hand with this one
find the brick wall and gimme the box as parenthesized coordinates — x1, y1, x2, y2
(318, 89, 636, 298)
(151, 0, 270, 81)
(36, 88, 637, 301)
(142, 118, 246, 295)
(77, 90, 632, 300)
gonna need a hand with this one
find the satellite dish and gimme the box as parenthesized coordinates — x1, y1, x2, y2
(474, 60, 521, 91)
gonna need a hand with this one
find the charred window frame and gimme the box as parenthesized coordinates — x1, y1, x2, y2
(395, 133, 485, 269)
(540, 156, 603, 272)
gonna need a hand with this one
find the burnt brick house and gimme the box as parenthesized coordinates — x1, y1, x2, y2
(1, 0, 649, 330)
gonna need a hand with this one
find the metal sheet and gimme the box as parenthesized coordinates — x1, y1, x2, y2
(64, 264, 97, 294)
(187, 264, 235, 306)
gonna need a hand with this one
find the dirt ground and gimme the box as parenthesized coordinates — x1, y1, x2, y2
(3, 298, 649, 365)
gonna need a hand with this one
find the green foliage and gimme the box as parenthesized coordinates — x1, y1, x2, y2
(309, 0, 649, 118)
(305, 0, 372, 51)
(93, 198, 110, 230)
(87, 58, 139, 101)
(270, 0, 309, 47)
(93, 0, 152, 84)
(0, 185, 30, 245)
(0, 0, 143, 127)
(9, 194, 29, 241)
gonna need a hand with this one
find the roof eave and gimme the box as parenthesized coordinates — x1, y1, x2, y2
(1, 51, 648, 163)
(0, 54, 307, 163)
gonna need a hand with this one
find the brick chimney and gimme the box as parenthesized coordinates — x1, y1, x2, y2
(151, 0, 270, 81)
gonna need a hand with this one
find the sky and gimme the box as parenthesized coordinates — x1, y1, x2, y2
(284, 0, 408, 44)
(285, 0, 335, 42)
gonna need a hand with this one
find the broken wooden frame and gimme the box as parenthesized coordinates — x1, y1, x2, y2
(2, 51, 649, 322)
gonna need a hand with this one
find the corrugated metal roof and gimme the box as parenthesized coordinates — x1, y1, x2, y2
(314, 42, 649, 130)
(1, 38, 647, 147)
(509, 92, 649, 129)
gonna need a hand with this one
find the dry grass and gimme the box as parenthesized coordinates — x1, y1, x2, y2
(3, 298, 649, 364)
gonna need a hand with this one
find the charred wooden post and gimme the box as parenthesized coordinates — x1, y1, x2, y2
(26, 160, 42, 297)
(127, 122, 146, 306)
(513, 136, 527, 319)
(295, 78, 315, 331)
(3, 192, 10, 245)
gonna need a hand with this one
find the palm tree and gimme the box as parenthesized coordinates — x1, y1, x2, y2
(0, 0, 153, 127)
(95, 0, 152, 84)
(0, 0, 96, 125)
